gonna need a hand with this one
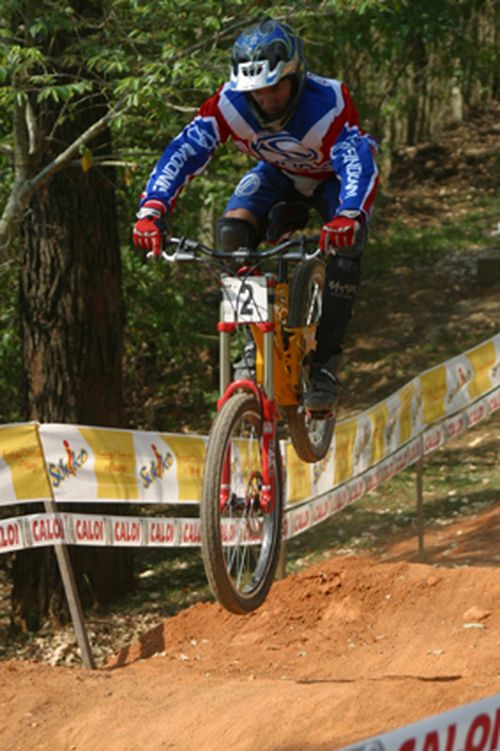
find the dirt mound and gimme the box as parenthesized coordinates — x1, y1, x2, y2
(109, 551, 499, 684)
(1, 506, 498, 751)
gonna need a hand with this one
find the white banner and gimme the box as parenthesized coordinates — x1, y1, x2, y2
(337, 693, 500, 751)
(36, 424, 207, 505)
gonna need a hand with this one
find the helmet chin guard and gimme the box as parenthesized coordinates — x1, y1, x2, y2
(230, 18, 306, 129)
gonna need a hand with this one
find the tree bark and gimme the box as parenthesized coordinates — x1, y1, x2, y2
(10, 1, 134, 632)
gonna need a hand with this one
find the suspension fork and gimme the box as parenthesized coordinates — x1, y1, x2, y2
(215, 277, 278, 514)
(258, 319, 277, 513)
(217, 321, 235, 509)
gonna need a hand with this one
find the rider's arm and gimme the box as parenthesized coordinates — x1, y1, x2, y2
(140, 86, 232, 214)
(325, 83, 379, 221)
(319, 83, 379, 253)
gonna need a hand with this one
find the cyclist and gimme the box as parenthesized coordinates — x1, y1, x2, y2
(133, 17, 379, 415)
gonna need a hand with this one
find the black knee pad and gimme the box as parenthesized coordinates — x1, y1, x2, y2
(266, 201, 309, 243)
(216, 217, 259, 252)
(325, 254, 362, 301)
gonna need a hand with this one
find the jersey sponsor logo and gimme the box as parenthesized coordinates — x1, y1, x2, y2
(253, 134, 327, 173)
(235, 172, 261, 197)
(332, 139, 363, 198)
(152, 142, 197, 193)
(186, 120, 218, 151)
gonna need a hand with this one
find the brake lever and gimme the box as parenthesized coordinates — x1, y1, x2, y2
(146, 250, 172, 263)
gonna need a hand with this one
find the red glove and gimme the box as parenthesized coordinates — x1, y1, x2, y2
(132, 199, 167, 255)
(320, 211, 363, 253)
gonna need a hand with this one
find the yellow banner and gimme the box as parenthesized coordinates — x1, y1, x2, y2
(368, 401, 389, 465)
(79, 428, 139, 501)
(161, 434, 206, 501)
(286, 443, 312, 504)
(467, 340, 495, 400)
(421, 365, 447, 425)
(0, 424, 51, 501)
(334, 418, 358, 485)
(399, 381, 416, 444)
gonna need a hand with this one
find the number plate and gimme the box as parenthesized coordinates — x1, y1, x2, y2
(221, 276, 269, 323)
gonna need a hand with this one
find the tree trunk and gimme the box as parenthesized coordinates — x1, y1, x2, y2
(406, 31, 428, 145)
(10, 1, 134, 632)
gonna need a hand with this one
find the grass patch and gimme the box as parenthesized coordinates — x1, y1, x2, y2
(366, 190, 500, 275)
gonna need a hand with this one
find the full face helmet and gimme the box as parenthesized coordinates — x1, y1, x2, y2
(230, 17, 306, 129)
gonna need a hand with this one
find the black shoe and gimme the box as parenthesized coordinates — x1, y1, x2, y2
(233, 341, 256, 381)
(303, 359, 341, 414)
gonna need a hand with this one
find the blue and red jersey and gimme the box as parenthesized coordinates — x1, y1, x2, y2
(141, 72, 379, 219)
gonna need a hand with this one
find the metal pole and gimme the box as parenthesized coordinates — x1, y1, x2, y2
(276, 539, 287, 580)
(44, 501, 96, 669)
(416, 455, 425, 561)
(35, 428, 95, 669)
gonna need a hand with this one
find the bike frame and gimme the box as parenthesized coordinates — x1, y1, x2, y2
(147, 234, 320, 516)
(217, 274, 278, 514)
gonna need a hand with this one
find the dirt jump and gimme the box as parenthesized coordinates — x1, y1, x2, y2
(0, 501, 498, 751)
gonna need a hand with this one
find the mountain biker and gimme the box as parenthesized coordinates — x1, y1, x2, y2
(133, 17, 379, 415)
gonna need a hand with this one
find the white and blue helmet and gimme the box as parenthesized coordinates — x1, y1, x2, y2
(230, 18, 306, 127)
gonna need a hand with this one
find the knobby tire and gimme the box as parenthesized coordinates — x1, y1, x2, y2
(285, 258, 335, 463)
(200, 392, 283, 614)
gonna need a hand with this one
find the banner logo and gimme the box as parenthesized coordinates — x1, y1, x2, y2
(48, 440, 89, 488)
(139, 444, 174, 489)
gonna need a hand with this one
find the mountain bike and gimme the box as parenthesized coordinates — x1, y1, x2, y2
(149, 230, 335, 613)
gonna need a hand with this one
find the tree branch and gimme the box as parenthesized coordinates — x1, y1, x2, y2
(0, 95, 130, 262)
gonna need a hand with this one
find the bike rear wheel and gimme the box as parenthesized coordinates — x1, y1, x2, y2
(200, 392, 283, 614)
(285, 258, 335, 463)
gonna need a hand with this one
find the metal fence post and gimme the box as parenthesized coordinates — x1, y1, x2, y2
(35, 426, 95, 669)
(416, 449, 425, 561)
(276, 539, 287, 580)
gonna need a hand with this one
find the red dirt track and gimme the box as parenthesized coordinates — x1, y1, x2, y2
(0, 505, 499, 751)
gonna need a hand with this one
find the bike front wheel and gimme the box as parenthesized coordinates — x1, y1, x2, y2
(285, 258, 335, 463)
(200, 392, 283, 614)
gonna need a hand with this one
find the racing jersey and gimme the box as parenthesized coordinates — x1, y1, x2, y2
(141, 72, 379, 218)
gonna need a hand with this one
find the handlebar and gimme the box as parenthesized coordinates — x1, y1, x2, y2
(146, 234, 321, 265)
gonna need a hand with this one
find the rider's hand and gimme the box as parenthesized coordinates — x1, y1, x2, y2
(132, 200, 167, 255)
(320, 210, 363, 253)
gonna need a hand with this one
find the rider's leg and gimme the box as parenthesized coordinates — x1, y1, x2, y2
(218, 161, 293, 245)
(219, 163, 293, 380)
(304, 178, 367, 413)
(304, 249, 363, 412)
(216, 210, 260, 252)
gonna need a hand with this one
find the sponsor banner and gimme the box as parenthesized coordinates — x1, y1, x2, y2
(0, 422, 52, 505)
(38, 424, 206, 504)
(286, 333, 499, 505)
(27, 513, 66, 548)
(486, 386, 500, 414)
(337, 692, 500, 751)
(284, 437, 422, 541)
(466, 398, 490, 429)
(0, 334, 498, 515)
(422, 425, 446, 456)
(0, 512, 202, 551)
(110, 516, 144, 546)
(0, 517, 24, 552)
